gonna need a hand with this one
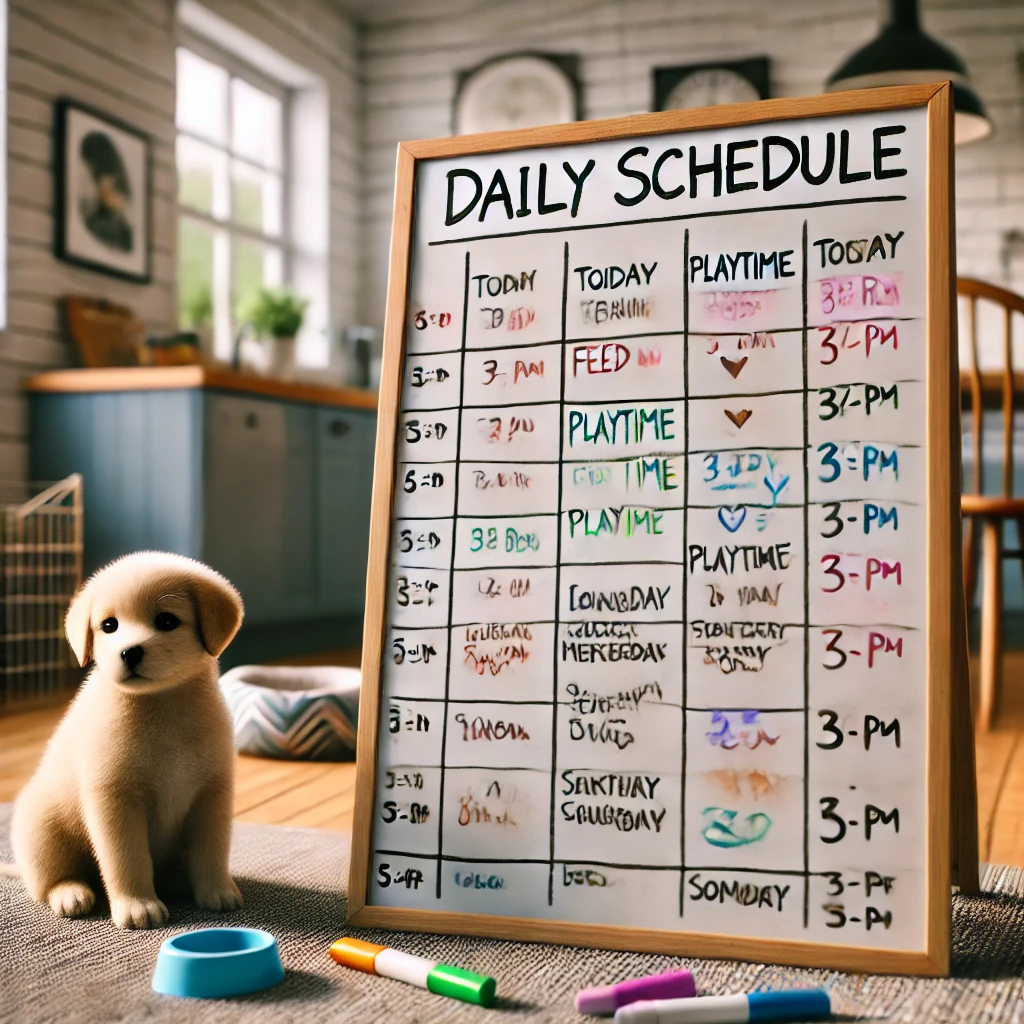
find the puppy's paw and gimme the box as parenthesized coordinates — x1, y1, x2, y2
(193, 876, 243, 912)
(110, 895, 168, 929)
(47, 881, 96, 917)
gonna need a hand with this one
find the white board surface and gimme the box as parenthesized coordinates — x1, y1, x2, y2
(365, 103, 941, 958)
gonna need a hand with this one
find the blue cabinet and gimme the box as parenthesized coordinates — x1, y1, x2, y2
(318, 408, 376, 614)
(29, 385, 377, 657)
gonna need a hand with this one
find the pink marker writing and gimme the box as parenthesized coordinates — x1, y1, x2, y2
(576, 969, 697, 1016)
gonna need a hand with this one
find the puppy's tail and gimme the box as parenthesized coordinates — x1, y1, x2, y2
(0, 862, 21, 877)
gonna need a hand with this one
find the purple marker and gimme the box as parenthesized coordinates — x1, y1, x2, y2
(576, 970, 697, 1016)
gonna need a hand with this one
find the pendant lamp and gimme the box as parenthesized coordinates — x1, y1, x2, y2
(826, 0, 991, 145)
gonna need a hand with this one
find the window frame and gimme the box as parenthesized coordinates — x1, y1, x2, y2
(175, 33, 293, 357)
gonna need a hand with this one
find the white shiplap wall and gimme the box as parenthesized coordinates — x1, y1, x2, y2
(3, 0, 360, 483)
(357, 0, 1024, 327)
(5, 0, 178, 481)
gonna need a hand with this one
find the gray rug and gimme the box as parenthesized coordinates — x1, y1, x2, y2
(2, 804, 1024, 1024)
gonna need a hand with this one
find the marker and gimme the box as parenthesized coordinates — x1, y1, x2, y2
(613, 989, 831, 1024)
(328, 937, 496, 1007)
(576, 969, 696, 1015)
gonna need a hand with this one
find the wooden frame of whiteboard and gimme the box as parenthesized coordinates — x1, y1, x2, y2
(349, 82, 961, 977)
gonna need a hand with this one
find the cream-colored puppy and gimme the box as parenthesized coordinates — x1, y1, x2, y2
(9, 551, 244, 929)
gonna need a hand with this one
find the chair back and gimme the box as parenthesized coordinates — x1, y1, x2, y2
(958, 277, 1024, 498)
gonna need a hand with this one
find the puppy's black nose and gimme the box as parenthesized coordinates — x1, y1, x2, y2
(121, 645, 144, 671)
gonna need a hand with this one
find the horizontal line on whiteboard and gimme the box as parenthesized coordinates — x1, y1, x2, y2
(409, 317, 923, 357)
(403, 381, 925, 415)
(391, 500, 921, 510)
(404, 314, 922, 355)
(452, 565, 684, 573)
(395, 509, 686, 519)
(388, 619, 682, 629)
(385, 697, 809, 715)
(698, 316, 919, 334)
(390, 697, 552, 705)
(688, 705, 805, 713)
(427, 194, 908, 247)
(372, 852, 820, 875)
(388, 618, 918, 630)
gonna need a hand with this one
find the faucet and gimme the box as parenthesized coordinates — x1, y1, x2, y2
(232, 322, 253, 372)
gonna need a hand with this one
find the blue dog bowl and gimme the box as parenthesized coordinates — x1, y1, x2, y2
(152, 928, 284, 999)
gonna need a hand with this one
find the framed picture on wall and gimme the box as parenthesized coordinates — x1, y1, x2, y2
(54, 99, 151, 283)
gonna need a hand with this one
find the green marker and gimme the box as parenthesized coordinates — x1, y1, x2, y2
(330, 937, 497, 1006)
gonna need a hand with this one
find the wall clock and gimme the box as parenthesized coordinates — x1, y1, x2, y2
(654, 57, 770, 111)
(454, 54, 580, 136)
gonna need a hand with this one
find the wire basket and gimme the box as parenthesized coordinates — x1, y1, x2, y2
(0, 474, 83, 707)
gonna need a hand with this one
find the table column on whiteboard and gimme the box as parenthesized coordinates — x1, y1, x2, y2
(440, 236, 566, 917)
(554, 226, 687, 929)
(683, 218, 808, 939)
(804, 206, 928, 949)
(372, 243, 467, 909)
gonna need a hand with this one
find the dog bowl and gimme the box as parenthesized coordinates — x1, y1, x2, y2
(152, 927, 284, 999)
(220, 664, 359, 761)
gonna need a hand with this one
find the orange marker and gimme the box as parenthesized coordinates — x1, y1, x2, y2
(329, 937, 496, 1006)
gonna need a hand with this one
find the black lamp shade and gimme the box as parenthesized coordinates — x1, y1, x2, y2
(826, 0, 992, 144)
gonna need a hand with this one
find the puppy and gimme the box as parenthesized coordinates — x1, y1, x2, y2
(9, 551, 244, 929)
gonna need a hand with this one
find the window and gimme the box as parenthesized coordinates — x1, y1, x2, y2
(176, 45, 288, 361)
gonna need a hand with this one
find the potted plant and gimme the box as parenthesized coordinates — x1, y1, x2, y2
(181, 282, 213, 362)
(237, 288, 308, 377)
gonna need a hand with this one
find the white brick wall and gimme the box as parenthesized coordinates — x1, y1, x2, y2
(3, 0, 360, 483)
(4, 0, 179, 481)
(358, 0, 1024, 327)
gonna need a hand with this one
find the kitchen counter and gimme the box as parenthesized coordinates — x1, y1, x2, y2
(24, 365, 378, 411)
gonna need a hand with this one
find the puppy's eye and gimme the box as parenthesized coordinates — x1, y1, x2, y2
(100, 617, 118, 634)
(155, 612, 180, 631)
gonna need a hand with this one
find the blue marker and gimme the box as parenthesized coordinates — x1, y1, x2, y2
(613, 989, 831, 1024)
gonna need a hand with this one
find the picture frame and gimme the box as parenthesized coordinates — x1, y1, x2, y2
(347, 82, 973, 977)
(53, 98, 151, 283)
(453, 53, 581, 136)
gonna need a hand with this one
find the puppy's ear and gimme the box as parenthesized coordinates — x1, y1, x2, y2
(65, 581, 93, 667)
(191, 571, 243, 657)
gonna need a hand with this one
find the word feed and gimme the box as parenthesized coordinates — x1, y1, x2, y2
(368, 101, 938, 965)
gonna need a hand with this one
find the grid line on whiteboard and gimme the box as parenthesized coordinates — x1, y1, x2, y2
(426, 194, 909, 247)
(801, 218, 811, 929)
(680, 228, 690, 919)
(547, 240, 570, 906)
(435, 249, 471, 899)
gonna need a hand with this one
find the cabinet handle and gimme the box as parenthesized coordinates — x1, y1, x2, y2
(328, 419, 351, 437)
(245, 412, 259, 429)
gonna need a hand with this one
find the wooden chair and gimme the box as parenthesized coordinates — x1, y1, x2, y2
(959, 277, 1024, 730)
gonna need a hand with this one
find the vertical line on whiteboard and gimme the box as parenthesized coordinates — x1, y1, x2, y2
(437, 249, 470, 899)
(549, 239, 569, 906)
(680, 228, 690, 918)
(801, 219, 810, 928)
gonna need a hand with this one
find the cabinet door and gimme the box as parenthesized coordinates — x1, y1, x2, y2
(204, 393, 315, 623)
(317, 409, 376, 614)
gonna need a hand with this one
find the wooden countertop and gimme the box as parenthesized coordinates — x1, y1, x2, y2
(23, 366, 378, 411)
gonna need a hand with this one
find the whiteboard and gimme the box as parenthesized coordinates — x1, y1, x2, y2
(349, 84, 957, 977)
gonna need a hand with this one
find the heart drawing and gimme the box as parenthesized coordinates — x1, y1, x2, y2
(720, 356, 748, 379)
(717, 505, 747, 532)
(724, 409, 752, 429)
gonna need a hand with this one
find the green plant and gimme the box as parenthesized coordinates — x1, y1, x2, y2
(181, 282, 213, 329)
(237, 287, 308, 339)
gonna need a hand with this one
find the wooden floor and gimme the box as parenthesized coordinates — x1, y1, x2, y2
(5, 650, 1024, 866)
